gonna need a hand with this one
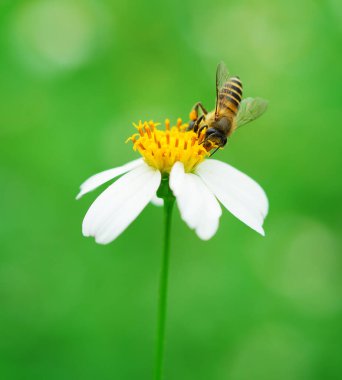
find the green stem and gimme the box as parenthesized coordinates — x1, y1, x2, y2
(154, 195, 174, 380)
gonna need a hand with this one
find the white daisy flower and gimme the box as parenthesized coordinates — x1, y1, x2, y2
(77, 119, 268, 244)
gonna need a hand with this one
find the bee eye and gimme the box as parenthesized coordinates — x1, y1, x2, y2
(205, 128, 217, 136)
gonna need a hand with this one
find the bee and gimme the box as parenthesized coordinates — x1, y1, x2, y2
(187, 62, 268, 154)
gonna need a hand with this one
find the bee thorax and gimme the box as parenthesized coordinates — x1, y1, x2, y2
(213, 117, 232, 135)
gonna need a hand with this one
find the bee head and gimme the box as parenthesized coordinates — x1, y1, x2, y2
(203, 128, 227, 150)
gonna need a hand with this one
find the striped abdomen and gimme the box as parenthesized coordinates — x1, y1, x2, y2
(218, 77, 243, 115)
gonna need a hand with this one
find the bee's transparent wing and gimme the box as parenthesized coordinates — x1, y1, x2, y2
(216, 61, 230, 92)
(236, 97, 268, 128)
(215, 62, 230, 115)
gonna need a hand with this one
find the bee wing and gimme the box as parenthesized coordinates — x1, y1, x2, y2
(215, 61, 230, 115)
(236, 97, 268, 128)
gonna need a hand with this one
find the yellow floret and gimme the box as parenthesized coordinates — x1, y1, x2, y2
(126, 119, 209, 173)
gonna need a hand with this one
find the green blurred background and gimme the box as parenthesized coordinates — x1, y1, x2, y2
(1, 0, 341, 379)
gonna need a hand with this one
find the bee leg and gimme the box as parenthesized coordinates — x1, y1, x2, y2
(195, 102, 208, 115)
(199, 127, 214, 147)
(187, 115, 204, 132)
(197, 123, 208, 135)
(189, 102, 208, 124)
(194, 115, 205, 133)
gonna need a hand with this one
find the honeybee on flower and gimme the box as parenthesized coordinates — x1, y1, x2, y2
(77, 118, 268, 244)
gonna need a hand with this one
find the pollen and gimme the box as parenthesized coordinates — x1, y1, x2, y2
(127, 119, 210, 173)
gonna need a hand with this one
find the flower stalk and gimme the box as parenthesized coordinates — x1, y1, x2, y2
(155, 178, 175, 380)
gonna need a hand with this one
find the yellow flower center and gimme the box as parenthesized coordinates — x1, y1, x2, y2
(126, 119, 210, 173)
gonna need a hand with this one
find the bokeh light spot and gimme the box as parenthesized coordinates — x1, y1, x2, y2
(250, 216, 341, 316)
(225, 324, 310, 380)
(10, 0, 110, 73)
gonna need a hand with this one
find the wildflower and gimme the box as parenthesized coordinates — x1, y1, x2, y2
(77, 120, 268, 244)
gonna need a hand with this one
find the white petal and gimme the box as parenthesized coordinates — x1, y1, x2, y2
(151, 195, 164, 207)
(76, 158, 144, 200)
(196, 159, 268, 236)
(170, 162, 222, 240)
(82, 163, 161, 244)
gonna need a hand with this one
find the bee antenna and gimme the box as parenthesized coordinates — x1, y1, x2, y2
(209, 147, 220, 157)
